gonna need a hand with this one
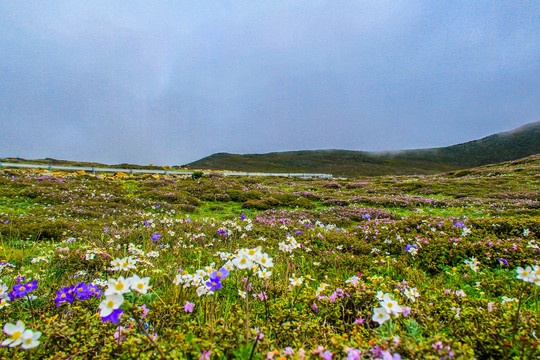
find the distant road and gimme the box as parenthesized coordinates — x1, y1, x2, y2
(0, 162, 333, 179)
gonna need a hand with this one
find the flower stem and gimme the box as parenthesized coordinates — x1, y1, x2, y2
(130, 309, 166, 360)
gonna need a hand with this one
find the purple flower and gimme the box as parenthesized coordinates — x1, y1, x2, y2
(88, 283, 102, 297)
(55, 285, 75, 306)
(102, 309, 124, 324)
(74, 282, 92, 300)
(15, 276, 26, 284)
(454, 221, 465, 228)
(311, 302, 319, 313)
(151, 233, 161, 242)
(12, 280, 38, 298)
(497, 258, 509, 266)
(140, 304, 150, 319)
(206, 275, 222, 292)
(213, 268, 230, 280)
(240, 214, 247, 220)
(322, 350, 333, 360)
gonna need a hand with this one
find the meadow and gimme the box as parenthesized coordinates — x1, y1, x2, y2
(0, 155, 539, 359)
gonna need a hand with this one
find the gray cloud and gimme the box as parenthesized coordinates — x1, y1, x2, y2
(1, 1, 539, 165)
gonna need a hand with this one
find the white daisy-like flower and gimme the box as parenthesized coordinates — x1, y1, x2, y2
(21, 329, 42, 350)
(129, 274, 151, 295)
(2, 320, 26, 347)
(256, 269, 272, 278)
(256, 253, 274, 268)
(105, 276, 132, 296)
(381, 293, 402, 316)
(98, 294, 124, 317)
(372, 307, 390, 325)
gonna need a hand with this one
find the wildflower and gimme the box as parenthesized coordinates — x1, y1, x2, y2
(129, 275, 151, 295)
(283, 347, 294, 355)
(102, 308, 124, 324)
(213, 268, 230, 280)
(403, 287, 420, 302)
(206, 275, 222, 292)
(322, 350, 333, 360)
(105, 277, 132, 296)
(0, 297, 10, 309)
(88, 283, 102, 297)
(12, 280, 38, 299)
(2, 320, 25, 347)
(464, 257, 479, 272)
(74, 282, 92, 300)
(199, 350, 211, 360)
(497, 258, 509, 266)
(233, 251, 253, 269)
(21, 329, 41, 350)
(151, 233, 161, 242)
(451, 307, 461, 318)
(184, 301, 195, 313)
(289, 275, 304, 287)
(98, 294, 124, 318)
(54, 285, 74, 306)
(382, 350, 401, 360)
(381, 293, 402, 316)
(257, 253, 274, 268)
(402, 307, 411, 317)
(238, 290, 246, 298)
(516, 266, 534, 282)
(372, 307, 390, 325)
(312, 302, 319, 313)
(256, 269, 272, 278)
(346, 348, 362, 360)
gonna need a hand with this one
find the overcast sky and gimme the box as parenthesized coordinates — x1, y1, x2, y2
(1, 1, 539, 165)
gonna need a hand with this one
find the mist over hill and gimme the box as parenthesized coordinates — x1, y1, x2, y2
(186, 121, 540, 177)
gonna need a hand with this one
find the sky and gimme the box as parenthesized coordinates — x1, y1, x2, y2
(1, 1, 539, 166)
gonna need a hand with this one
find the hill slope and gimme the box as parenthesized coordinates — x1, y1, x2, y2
(186, 121, 540, 176)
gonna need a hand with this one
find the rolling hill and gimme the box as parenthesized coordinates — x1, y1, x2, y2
(186, 121, 540, 177)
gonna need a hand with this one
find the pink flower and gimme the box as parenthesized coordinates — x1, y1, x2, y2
(199, 350, 211, 360)
(184, 301, 195, 313)
(283, 347, 294, 355)
(354, 318, 364, 324)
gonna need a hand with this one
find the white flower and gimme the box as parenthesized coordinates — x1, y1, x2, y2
(233, 251, 253, 269)
(105, 277, 132, 296)
(196, 286, 209, 297)
(381, 293, 402, 316)
(246, 247, 262, 261)
(21, 329, 41, 349)
(129, 275, 151, 295)
(0, 297, 10, 309)
(2, 320, 26, 347)
(376, 291, 385, 301)
(256, 253, 274, 268)
(223, 261, 234, 272)
(238, 289, 246, 298)
(289, 275, 304, 287)
(372, 307, 390, 325)
(0, 284, 8, 298)
(98, 294, 124, 317)
(404, 288, 420, 302)
(516, 266, 534, 282)
(256, 269, 272, 278)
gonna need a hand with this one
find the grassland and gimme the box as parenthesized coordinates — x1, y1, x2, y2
(0, 155, 539, 359)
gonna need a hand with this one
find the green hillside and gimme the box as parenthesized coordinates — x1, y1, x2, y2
(186, 121, 540, 177)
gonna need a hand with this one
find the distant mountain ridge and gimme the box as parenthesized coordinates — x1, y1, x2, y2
(186, 121, 540, 177)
